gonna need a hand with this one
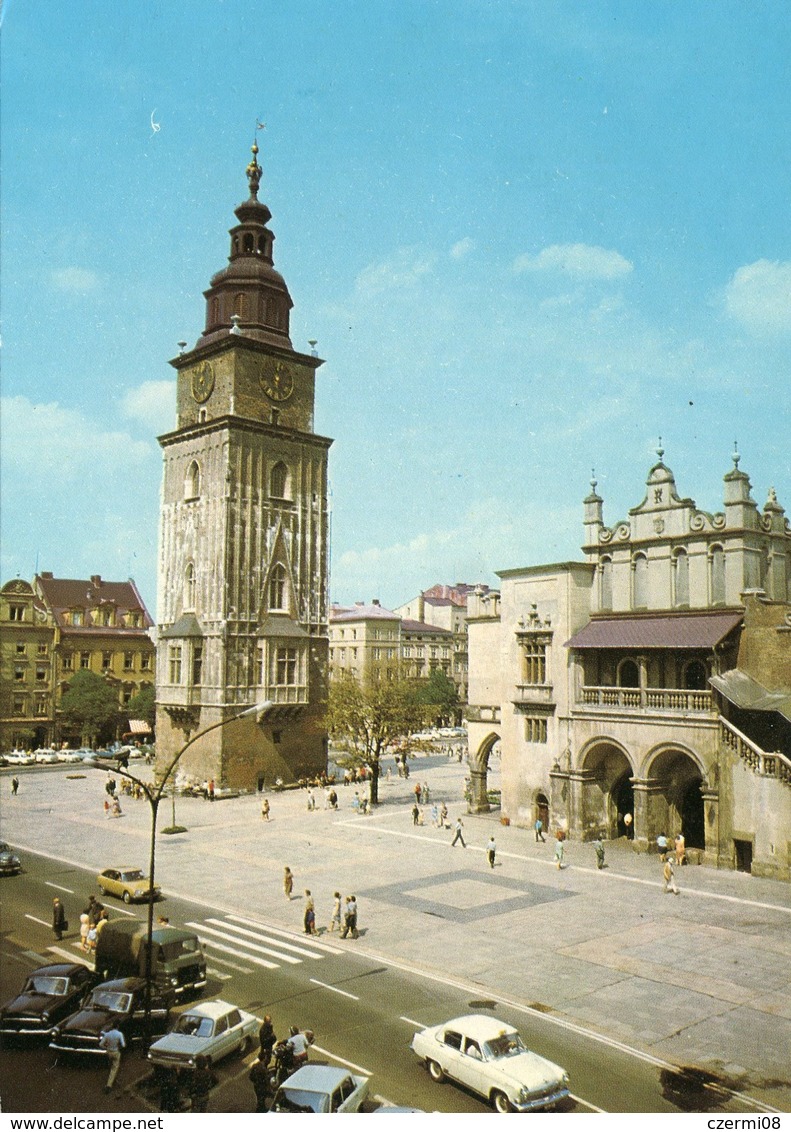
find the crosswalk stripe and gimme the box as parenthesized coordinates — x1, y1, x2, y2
(205, 918, 325, 960)
(204, 953, 254, 975)
(189, 922, 302, 966)
(48, 946, 92, 969)
(206, 967, 233, 980)
(228, 914, 344, 955)
(199, 938, 279, 971)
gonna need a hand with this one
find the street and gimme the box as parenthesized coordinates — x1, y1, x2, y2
(2, 756, 788, 1113)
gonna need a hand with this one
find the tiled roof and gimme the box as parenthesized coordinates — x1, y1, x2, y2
(35, 574, 154, 630)
(330, 604, 399, 622)
(401, 619, 453, 635)
(710, 669, 791, 723)
(565, 610, 743, 650)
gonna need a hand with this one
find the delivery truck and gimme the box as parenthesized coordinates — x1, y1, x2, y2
(95, 920, 207, 999)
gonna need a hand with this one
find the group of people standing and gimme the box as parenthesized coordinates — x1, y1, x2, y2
(282, 870, 359, 939)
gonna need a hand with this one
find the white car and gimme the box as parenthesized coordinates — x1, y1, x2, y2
(57, 749, 89, 764)
(33, 749, 59, 764)
(411, 1014, 570, 1113)
(5, 751, 35, 766)
(147, 999, 258, 1069)
(272, 1065, 369, 1113)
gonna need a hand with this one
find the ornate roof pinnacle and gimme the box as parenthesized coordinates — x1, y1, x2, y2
(245, 139, 262, 200)
(656, 436, 665, 462)
(732, 439, 741, 469)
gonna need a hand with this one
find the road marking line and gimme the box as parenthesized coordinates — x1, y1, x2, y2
(25, 914, 51, 928)
(198, 938, 278, 971)
(207, 917, 325, 959)
(570, 1093, 606, 1113)
(188, 921, 301, 965)
(204, 954, 254, 975)
(45, 881, 75, 894)
(47, 946, 92, 968)
(399, 1016, 426, 1029)
(228, 914, 344, 954)
(21, 949, 50, 964)
(309, 977, 359, 1000)
(101, 903, 138, 917)
(206, 967, 233, 980)
(311, 1044, 372, 1076)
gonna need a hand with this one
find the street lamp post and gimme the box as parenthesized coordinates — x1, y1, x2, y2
(92, 700, 272, 1048)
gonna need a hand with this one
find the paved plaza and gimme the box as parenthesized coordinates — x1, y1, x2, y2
(3, 752, 791, 1110)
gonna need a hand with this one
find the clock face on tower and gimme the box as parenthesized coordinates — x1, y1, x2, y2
(260, 358, 295, 402)
(191, 361, 215, 403)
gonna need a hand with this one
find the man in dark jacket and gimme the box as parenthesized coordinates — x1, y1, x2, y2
(258, 1015, 276, 1067)
(52, 897, 67, 940)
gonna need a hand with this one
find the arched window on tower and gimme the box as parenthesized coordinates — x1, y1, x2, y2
(269, 564, 288, 612)
(632, 553, 648, 610)
(672, 548, 689, 607)
(185, 460, 200, 501)
(709, 545, 726, 605)
(234, 292, 248, 320)
(270, 461, 290, 499)
(599, 556, 613, 611)
(243, 233, 254, 253)
(184, 562, 196, 611)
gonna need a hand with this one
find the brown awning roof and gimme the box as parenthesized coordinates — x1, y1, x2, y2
(565, 610, 743, 650)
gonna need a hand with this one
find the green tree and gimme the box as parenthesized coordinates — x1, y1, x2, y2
(126, 685, 156, 729)
(327, 673, 429, 805)
(414, 667, 459, 725)
(59, 670, 120, 747)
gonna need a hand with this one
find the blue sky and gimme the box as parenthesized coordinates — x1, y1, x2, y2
(2, 1, 790, 615)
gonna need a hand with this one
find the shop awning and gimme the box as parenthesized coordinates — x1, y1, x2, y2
(565, 610, 743, 650)
(710, 669, 791, 723)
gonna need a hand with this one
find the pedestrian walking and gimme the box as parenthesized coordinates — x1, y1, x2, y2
(593, 836, 605, 870)
(328, 891, 342, 933)
(261, 797, 270, 821)
(534, 817, 546, 842)
(451, 818, 466, 848)
(663, 857, 680, 894)
(486, 835, 496, 868)
(99, 1025, 126, 1091)
(674, 833, 686, 866)
(283, 866, 294, 900)
(341, 895, 358, 939)
(207, 778, 215, 802)
(104, 799, 111, 819)
(422, 782, 430, 804)
(79, 913, 90, 952)
(188, 1054, 217, 1112)
(414, 782, 422, 805)
(656, 832, 669, 859)
(303, 890, 317, 935)
(52, 897, 68, 940)
(554, 833, 565, 869)
(84, 895, 105, 927)
(11, 776, 19, 795)
(411, 802, 420, 826)
(439, 801, 448, 828)
(306, 788, 316, 811)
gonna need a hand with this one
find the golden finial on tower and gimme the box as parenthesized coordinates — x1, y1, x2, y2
(246, 121, 265, 198)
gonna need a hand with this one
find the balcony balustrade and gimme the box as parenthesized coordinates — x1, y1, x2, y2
(579, 686, 713, 713)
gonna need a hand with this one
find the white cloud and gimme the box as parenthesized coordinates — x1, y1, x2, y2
(450, 237, 475, 260)
(723, 259, 791, 334)
(121, 380, 176, 434)
(50, 267, 102, 293)
(355, 246, 436, 296)
(513, 243, 633, 280)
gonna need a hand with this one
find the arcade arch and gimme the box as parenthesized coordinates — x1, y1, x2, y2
(646, 747, 706, 850)
(580, 742, 636, 839)
(469, 731, 499, 812)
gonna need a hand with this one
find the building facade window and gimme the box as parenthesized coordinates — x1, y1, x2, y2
(14, 665, 25, 682)
(34, 693, 48, 716)
(599, 557, 613, 611)
(185, 460, 201, 501)
(672, 548, 689, 607)
(8, 604, 25, 621)
(268, 564, 288, 611)
(524, 716, 548, 743)
(80, 651, 91, 669)
(618, 659, 640, 688)
(274, 647, 298, 686)
(168, 645, 182, 684)
(123, 652, 134, 671)
(709, 545, 726, 605)
(270, 461, 289, 498)
(141, 653, 152, 671)
(16, 643, 26, 655)
(35, 666, 47, 682)
(37, 642, 48, 656)
(72, 610, 84, 626)
(521, 640, 547, 685)
(102, 652, 112, 669)
(62, 653, 73, 670)
(632, 553, 649, 609)
(12, 694, 26, 715)
(184, 562, 196, 611)
(191, 644, 203, 686)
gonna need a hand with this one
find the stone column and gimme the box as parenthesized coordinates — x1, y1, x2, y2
(569, 769, 601, 840)
(632, 778, 662, 854)
(701, 783, 721, 868)
(549, 766, 570, 834)
(468, 765, 490, 813)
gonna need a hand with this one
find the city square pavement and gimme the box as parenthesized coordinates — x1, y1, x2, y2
(3, 752, 791, 1110)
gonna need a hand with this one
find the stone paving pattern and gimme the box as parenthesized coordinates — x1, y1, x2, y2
(3, 752, 791, 1109)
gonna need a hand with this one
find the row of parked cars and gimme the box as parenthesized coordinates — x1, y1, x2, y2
(2, 745, 152, 768)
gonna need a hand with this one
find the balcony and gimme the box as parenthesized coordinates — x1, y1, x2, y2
(579, 686, 714, 713)
(513, 683, 555, 707)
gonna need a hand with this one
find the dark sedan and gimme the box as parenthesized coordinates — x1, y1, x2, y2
(50, 978, 170, 1054)
(0, 964, 98, 1038)
(0, 841, 22, 876)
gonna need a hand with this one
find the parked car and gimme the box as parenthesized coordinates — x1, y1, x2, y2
(96, 867, 160, 904)
(271, 1065, 370, 1113)
(146, 999, 258, 1068)
(57, 749, 89, 764)
(0, 842, 22, 876)
(4, 751, 35, 766)
(50, 977, 170, 1054)
(33, 749, 60, 764)
(410, 1014, 570, 1113)
(0, 964, 97, 1038)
